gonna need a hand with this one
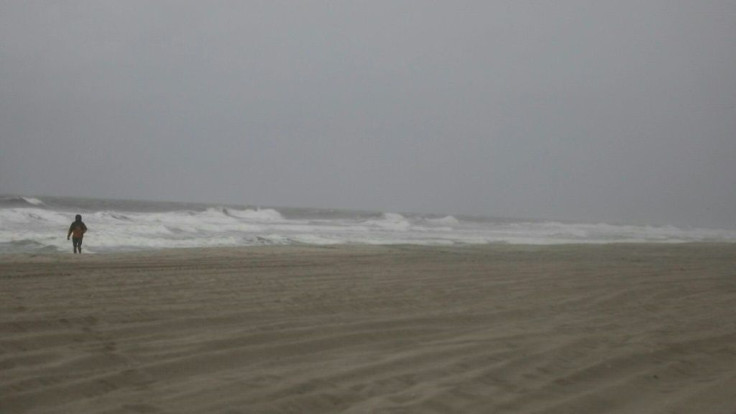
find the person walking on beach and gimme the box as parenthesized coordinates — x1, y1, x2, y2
(67, 214, 87, 254)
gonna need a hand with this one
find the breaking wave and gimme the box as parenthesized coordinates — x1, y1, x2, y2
(1, 195, 735, 254)
(0, 196, 45, 208)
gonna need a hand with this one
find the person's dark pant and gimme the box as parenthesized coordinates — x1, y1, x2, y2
(72, 237, 83, 254)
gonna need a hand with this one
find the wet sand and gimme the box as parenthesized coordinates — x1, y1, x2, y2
(1, 244, 735, 413)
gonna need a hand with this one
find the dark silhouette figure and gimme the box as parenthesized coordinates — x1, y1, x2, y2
(67, 214, 87, 254)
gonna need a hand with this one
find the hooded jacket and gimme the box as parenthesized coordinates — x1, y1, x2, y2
(68, 217, 87, 239)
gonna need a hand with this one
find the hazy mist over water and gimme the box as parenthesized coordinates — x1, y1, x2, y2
(1, 1, 735, 230)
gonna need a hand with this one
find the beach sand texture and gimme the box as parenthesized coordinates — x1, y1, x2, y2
(2, 244, 735, 413)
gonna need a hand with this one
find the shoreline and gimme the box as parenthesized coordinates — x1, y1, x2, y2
(2, 240, 734, 258)
(2, 243, 735, 413)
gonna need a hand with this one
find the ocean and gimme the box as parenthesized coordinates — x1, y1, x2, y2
(1, 195, 734, 254)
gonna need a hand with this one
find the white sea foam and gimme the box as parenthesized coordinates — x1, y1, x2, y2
(23, 197, 45, 206)
(426, 216, 460, 226)
(0, 196, 45, 207)
(1, 196, 735, 254)
(223, 208, 284, 222)
(364, 213, 412, 231)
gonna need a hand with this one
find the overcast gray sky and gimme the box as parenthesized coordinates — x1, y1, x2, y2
(1, 1, 734, 228)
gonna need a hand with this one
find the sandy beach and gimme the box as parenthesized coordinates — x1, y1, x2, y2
(1, 244, 735, 413)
